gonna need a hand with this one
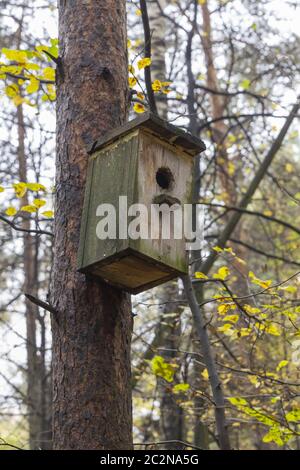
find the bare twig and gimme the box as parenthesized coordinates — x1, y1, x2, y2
(139, 0, 158, 114)
(182, 274, 231, 450)
(25, 293, 57, 316)
(200, 98, 300, 276)
(0, 215, 53, 237)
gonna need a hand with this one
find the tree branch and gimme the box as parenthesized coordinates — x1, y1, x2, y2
(182, 274, 231, 450)
(25, 293, 57, 316)
(0, 215, 53, 237)
(202, 202, 300, 236)
(199, 98, 300, 276)
(139, 0, 158, 114)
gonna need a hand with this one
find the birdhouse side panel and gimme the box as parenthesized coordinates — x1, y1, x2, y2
(78, 132, 140, 271)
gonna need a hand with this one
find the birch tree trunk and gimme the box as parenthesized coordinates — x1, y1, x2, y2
(148, 0, 168, 118)
(51, 0, 133, 450)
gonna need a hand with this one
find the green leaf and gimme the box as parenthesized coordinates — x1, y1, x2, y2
(241, 79, 251, 90)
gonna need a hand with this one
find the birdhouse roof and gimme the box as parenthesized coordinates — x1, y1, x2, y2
(88, 112, 206, 157)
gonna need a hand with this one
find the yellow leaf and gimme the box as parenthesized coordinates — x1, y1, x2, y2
(133, 103, 146, 114)
(128, 77, 137, 88)
(5, 83, 19, 98)
(213, 246, 223, 253)
(249, 271, 272, 289)
(239, 327, 251, 337)
(285, 410, 300, 422)
(241, 79, 251, 90)
(218, 303, 235, 315)
(249, 375, 260, 387)
(26, 182, 46, 192)
(137, 57, 151, 70)
(173, 383, 190, 394)
(13, 182, 27, 198)
(0, 64, 22, 75)
(263, 210, 273, 217)
(136, 92, 145, 100)
(41, 210, 54, 218)
(279, 285, 297, 294)
(42, 67, 55, 81)
(2, 48, 28, 63)
(218, 323, 233, 333)
(276, 360, 288, 372)
(223, 314, 239, 323)
(0, 186, 4, 192)
(135, 8, 142, 16)
(224, 247, 236, 256)
(46, 84, 56, 101)
(5, 207, 17, 216)
(228, 161, 235, 176)
(152, 79, 162, 92)
(243, 304, 261, 315)
(151, 355, 177, 383)
(33, 198, 46, 208)
(256, 322, 281, 336)
(127, 39, 132, 49)
(213, 266, 229, 281)
(285, 163, 294, 173)
(21, 205, 37, 213)
(24, 62, 40, 71)
(201, 368, 209, 380)
(26, 77, 40, 94)
(195, 272, 208, 280)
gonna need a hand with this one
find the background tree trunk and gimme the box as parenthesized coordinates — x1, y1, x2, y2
(51, 0, 133, 450)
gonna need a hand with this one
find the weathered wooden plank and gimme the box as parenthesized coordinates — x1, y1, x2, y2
(87, 112, 206, 157)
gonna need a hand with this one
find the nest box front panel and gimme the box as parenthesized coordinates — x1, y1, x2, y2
(133, 131, 194, 274)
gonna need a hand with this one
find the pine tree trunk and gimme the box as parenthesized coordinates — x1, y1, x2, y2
(51, 0, 133, 450)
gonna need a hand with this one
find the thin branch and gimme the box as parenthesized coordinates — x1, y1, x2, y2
(134, 439, 203, 450)
(25, 293, 57, 316)
(0, 215, 53, 237)
(199, 98, 300, 276)
(139, 0, 158, 114)
(182, 274, 231, 450)
(202, 202, 300, 236)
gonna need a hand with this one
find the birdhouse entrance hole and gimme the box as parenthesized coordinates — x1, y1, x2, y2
(156, 167, 174, 190)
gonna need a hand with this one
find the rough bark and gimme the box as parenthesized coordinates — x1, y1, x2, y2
(51, 0, 133, 450)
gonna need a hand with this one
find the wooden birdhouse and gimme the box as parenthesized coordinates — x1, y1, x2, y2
(78, 112, 205, 294)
